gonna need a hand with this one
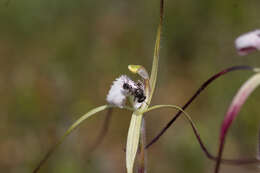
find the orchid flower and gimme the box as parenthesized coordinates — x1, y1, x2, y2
(32, 2, 260, 173)
(32, 1, 186, 173)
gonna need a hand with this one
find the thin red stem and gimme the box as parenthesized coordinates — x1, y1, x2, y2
(215, 140, 225, 173)
(146, 65, 253, 149)
(87, 108, 113, 152)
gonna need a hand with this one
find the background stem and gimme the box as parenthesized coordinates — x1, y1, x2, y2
(87, 108, 113, 152)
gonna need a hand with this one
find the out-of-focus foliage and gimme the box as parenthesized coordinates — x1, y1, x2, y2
(1, 0, 260, 172)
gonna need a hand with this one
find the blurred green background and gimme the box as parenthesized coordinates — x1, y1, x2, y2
(1, 0, 260, 172)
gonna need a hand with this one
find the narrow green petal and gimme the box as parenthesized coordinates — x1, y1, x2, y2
(149, 24, 162, 104)
(62, 105, 112, 139)
(144, 104, 183, 113)
(149, 0, 164, 104)
(33, 104, 112, 173)
(126, 112, 143, 173)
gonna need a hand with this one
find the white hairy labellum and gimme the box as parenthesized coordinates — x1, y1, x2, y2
(235, 29, 260, 56)
(106, 75, 146, 109)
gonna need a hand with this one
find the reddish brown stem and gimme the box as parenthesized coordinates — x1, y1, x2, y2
(146, 65, 253, 149)
(188, 114, 259, 165)
(215, 139, 225, 173)
(88, 108, 113, 152)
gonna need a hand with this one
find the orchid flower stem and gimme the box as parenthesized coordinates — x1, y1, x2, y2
(145, 104, 260, 165)
(146, 65, 254, 149)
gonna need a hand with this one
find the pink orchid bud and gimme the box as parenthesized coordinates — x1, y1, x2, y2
(235, 30, 260, 56)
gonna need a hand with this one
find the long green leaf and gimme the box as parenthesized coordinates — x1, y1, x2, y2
(33, 104, 112, 173)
